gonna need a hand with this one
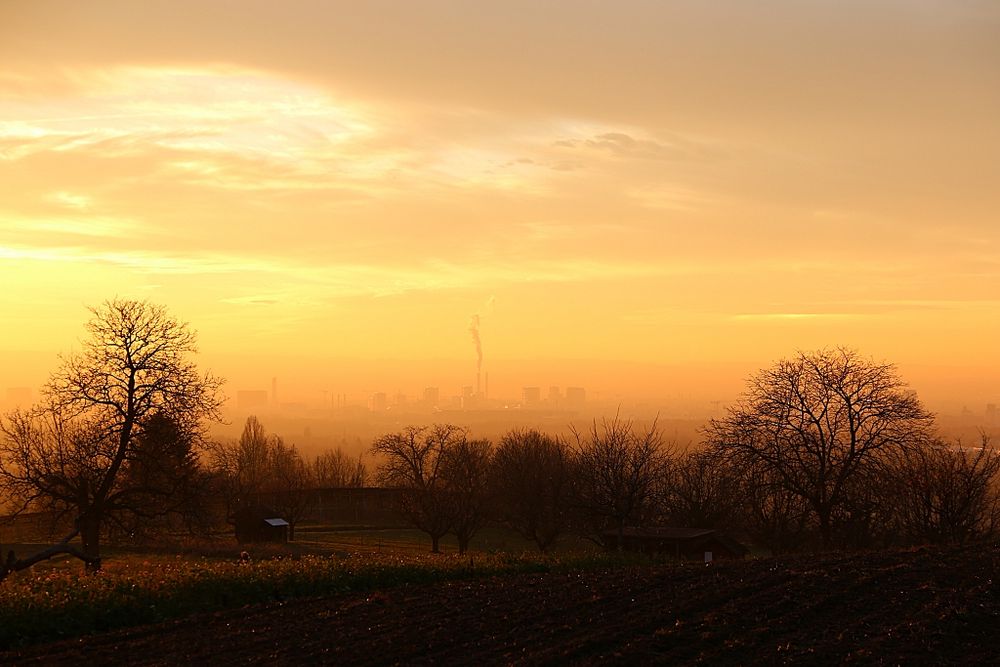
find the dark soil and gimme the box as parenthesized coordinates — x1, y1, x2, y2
(5, 543, 998, 665)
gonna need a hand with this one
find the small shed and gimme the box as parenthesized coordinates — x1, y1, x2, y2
(603, 527, 748, 561)
(234, 505, 290, 544)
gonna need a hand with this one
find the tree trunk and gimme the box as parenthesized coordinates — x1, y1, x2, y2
(80, 513, 103, 572)
(431, 534, 441, 553)
(818, 510, 833, 550)
(457, 534, 470, 555)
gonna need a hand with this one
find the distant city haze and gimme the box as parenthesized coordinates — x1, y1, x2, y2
(1, 2, 998, 447)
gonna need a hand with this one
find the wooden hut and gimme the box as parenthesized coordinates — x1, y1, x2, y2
(234, 505, 290, 544)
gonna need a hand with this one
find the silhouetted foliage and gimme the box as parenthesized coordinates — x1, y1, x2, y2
(115, 412, 214, 539)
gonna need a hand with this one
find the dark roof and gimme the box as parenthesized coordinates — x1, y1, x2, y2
(602, 526, 750, 555)
(602, 527, 717, 540)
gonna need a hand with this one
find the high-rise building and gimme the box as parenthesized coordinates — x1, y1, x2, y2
(423, 387, 440, 406)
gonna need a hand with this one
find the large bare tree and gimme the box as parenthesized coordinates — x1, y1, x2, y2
(0, 299, 223, 578)
(706, 348, 934, 549)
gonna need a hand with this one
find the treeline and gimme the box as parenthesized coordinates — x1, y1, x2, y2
(368, 419, 1000, 555)
(369, 350, 1000, 555)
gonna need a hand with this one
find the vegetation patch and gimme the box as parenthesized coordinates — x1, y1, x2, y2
(0, 550, 650, 649)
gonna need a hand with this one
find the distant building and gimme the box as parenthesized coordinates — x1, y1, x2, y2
(522, 386, 541, 406)
(370, 392, 388, 412)
(423, 387, 440, 407)
(236, 390, 269, 410)
(548, 386, 561, 406)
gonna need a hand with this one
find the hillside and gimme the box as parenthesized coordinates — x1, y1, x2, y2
(5, 543, 998, 665)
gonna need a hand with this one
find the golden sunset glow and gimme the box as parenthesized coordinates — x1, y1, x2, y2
(2, 1, 999, 415)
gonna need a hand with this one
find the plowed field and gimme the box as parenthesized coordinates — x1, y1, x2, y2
(5, 544, 998, 665)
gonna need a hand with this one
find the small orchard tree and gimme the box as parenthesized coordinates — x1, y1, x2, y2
(571, 415, 670, 549)
(0, 299, 223, 579)
(706, 348, 934, 549)
(491, 429, 572, 552)
(440, 437, 493, 554)
(371, 424, 464, 553)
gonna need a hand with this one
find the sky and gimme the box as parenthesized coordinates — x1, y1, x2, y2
(1, 1, 999, 412)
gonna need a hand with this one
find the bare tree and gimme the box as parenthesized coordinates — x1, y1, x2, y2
(371, 424, 466, 553)
(209, 415, 272, 523)
(663, 449, 741, 531)
(893, 436, 1000, 545)
(571, 415, 670, 550)
(491, 429, 572, 551)
(706, 348, 934, 549)
(312, 447, 366, 488)
(440, 437, 493, 554)
(0, 299, 223, 577)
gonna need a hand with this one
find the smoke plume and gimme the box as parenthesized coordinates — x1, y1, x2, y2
(469, 314, 482, 373)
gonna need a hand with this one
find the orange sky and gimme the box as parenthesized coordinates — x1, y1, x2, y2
(1, 1, 999, 412)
